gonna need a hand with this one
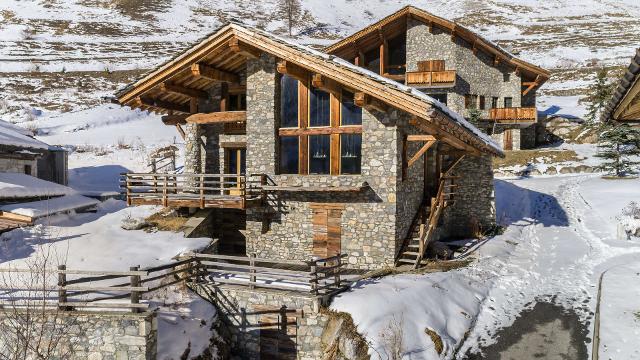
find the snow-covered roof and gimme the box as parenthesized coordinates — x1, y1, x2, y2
(115, 22, 503, 156)
(0, 119, 48, 150)
(602, 48, 640, 122)
(0, 173, 76, 200)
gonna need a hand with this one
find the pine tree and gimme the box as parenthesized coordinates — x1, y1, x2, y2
(585, 67, 615, 123)
(595, 124, 640, 177)
(279, 0, 302, 36)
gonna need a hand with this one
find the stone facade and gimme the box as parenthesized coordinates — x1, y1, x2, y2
(406, 18, 537, 150)
(441, 155, 496, 238)
(0, 156, 37, 176)
(192, 283, 328, 360)
(0, 310, 156, 360)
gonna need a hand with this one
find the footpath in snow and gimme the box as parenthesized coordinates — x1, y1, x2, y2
(332, 174, 640, 359)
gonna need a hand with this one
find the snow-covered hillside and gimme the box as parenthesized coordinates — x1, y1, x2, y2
(1, 0, 640, 122)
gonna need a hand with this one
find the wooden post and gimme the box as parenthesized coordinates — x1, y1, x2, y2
(130, 266, 141, 313)
(57, 265, 67, 311)
(163, 176, 168, 208)
(200, 174, 205, 209)
(126, 176, 132, 206)
(334, 255, 341, 288)
(310, 261, 318, 296)
(249, 253, 256, 290)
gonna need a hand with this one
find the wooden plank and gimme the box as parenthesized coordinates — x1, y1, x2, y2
(162, 114, 188, 125)
(191, 63, 239, 83)
(312, 74, 341, 97)
(160, 83, 209, 100)
(407, 134, 436, 142)
(277, 60, 309, 83)
(138, 96, 189, 113)
(0, 212, 33, 224)
(279, 126, 362, 136)
(408, 140, 435, 167)
(228, 37, 261, 59)
(186, 111, 247, 124)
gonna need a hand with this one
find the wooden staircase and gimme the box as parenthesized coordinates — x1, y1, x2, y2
(396, 176, 457, 268)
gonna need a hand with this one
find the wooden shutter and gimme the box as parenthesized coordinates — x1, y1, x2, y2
(311, 204, 344, 258)
(504, 129, 513, 151)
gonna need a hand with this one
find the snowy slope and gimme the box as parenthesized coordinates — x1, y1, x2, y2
(1, 0, 639, 122)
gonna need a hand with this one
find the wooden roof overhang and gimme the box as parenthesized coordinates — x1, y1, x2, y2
(114, 24, 503, 157)
(603, 48, 640, 123)
(325, 6, 550, 87)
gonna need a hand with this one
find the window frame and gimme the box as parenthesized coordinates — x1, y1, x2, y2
(278, 75, 363, 175)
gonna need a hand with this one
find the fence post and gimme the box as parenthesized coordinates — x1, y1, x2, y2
(57, 265, 67, 311)
(310, 261, 318, 296)
(334, 255, 341, 288)
(130, 266, 141, 313)
(249, 253, 256, 290)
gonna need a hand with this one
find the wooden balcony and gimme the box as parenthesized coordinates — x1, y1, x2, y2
(405, 70, 456, 87)
(121, 173, 265, 209)
(488, 107, 537, 124)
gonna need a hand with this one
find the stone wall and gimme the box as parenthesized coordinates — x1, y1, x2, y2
(243, 54, 401, 270)
(406, 18, 522, 119)
(192, 284, 328, 360)
(0, 310, 156, 360)
(184, 123, 202, 175)
(441, 155, 496, 238)
(0, 157, 37, 176)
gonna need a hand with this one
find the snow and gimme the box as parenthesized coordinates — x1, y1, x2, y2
(599, 262, 640, 359)
(333, 174, 640, 359)
(0, 119, 48, 150)
(0, 194, 99, 219)
(0, 173, 76, 199)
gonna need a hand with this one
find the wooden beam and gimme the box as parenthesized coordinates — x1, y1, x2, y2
(162, 114, 188, 125)
(191, 63, 239, 83)
(276, 60, 309, 83)
(228, 38, 261, 59)
(354, 92, 388, 113)
(408, 140, 436, 167)
(494, 56, 501, 67)
(311, 74, 341, 97)
(138, 97, 189, 113)
(279, 126, 362, 136)
(409, 117, 479, 155)
(159, 83, 209, 100)
(175, 124, 186, 140)
(407, 135, 437, 142)
(185, 111, 247, 124)
(450, 25, 456, 42)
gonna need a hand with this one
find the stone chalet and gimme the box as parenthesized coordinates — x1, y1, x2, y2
(115, 7, 547, 270)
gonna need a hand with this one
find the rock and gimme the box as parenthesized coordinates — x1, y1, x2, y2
(120, 217, 150, 230)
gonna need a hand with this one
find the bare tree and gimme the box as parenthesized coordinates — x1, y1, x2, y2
(279, 0, 302, 36)
(379, 315, 405, 360)
(0, 246, 81, 359)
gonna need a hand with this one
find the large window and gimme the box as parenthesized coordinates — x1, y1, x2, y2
(281, 75, 299, 128)
(340, 134, 362, 174)
(387, 34, 406, 75)
(279, 136, 299, 174)
(309, 135, 331, 174)
(310, 88, 330, 127)
(278, 76, 363, 175)
(341, 91, 362, 126)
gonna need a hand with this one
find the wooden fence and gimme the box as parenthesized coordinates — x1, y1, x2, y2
(0, 253, 350, 313)
(120, 173, 267, 209)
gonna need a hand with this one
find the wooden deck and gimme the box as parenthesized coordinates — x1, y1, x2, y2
(488, 107, 537, 124)
(121, 173, 265, 209)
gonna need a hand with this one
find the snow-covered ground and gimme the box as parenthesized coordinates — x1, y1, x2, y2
(332, 174, 640, 359)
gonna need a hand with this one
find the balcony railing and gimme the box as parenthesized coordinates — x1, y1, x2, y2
(405, 70, 456, 87)
(120, 173, 265, 209)
(488, 107, 537, 124)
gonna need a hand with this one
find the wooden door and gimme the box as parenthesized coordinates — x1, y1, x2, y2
(225, 148, 246, 195)
(311, 204, 343, 258)
(503, 129, 513, 151)
(257, 306, 298, 360)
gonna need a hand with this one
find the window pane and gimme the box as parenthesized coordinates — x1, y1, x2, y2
(504, 97, 513, 108)
(310, 88, 330, 127)
(279, 137, 299, 174)
(341, 91, 362, 125)
(387, 34, 406, 75)
(309, 135, 330, 174)
(365, 47, 381, 74)
(341, 134, 362, 174)
(280, 75, 299, 128)
(228, 149, 238, 174)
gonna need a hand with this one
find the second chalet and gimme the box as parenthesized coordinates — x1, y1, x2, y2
(115, 7, 547, 270)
